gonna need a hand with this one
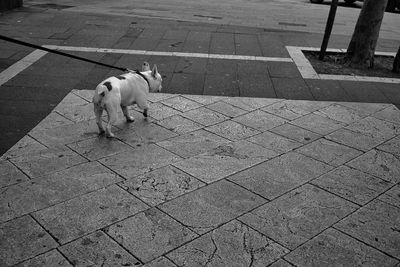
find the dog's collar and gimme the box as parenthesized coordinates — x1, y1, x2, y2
(133, 70, 151, 88)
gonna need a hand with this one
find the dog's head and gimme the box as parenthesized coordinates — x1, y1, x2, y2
(142, 62, 162, 92)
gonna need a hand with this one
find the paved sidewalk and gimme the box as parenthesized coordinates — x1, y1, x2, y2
(1, 90, 399, 266)
(1, 5, 399, 155)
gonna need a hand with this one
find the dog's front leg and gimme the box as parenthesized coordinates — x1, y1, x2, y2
(137, 99, 149, 119)
(121, 105, 134, 122)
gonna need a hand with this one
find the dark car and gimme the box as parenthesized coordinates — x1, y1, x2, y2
(309, 0, 361, 3)
(309, 0, 399, 12)
(386, 0, 400, 12)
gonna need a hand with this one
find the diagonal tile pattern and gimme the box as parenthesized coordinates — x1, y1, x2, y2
(238, 184, 358, 250)
(1, 90, 400, 266)
(284, 228, 398, 266)
(334, 200, 400, 259)
(167, 220, 289, 266)
(59, 231, 141, 266)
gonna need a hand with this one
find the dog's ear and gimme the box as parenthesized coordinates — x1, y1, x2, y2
(142, 62, 150, 71)
(151, 65, 158, 78)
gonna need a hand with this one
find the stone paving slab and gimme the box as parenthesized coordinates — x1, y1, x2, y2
(269, 259, 293, 267)
(285, 228, 398, 267)
(0, 216, 58, 266)
(167, 220, 289, 266)
(59, 231, 141, 267)
(120, 165, 205, 206)
(142, 257, 177, 267)
(181, 106, 229, 126)
(156, 129, 231, 159)
(291, 113, 346, 136)
(28, 119, 102, 147)
(0, 161, 122, 223)
(247, 131, 303, 154)
(173, 140, 277, 183)
(1, 90, 400, 266)
(205, 120, 261, 141)
(206, 101, 248, 118)
(159, 179, 266, 235)
(156, 115, 203, 135)
(66, 137, 133, 161)
(228, 152, 333, 200)
(113, 120, 179, 147)
(345, 117, 399, 142)
(326, 128, 386, 152)
(378, 136, 400, 159)
(295, 138, 363, 167)
(33, 185, 149, 244)
(0, 136, 47, 161)
(311, 166, 393, 205)
(378, 185, 400, 209)
(13, 250, 72, 267)
(9, 147, 87, 179)
(106, 208, 197, 263)
(239, 184, 358, 250)
(99, 144, 182, 179)
(334, 200, 400, 259)
(270, 123, 322, 144)
(314, 103, 367, 124)
(0, 160, 29, 188)
(346, 149, 400, 183)
(233, 110, 288, 132)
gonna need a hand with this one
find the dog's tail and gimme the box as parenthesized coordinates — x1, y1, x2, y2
(93, 81, 112, 103)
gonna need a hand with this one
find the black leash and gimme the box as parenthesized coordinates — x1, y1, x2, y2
(0, 34, 129, 72)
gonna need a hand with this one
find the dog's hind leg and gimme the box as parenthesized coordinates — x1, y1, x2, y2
(94, 103, 105, 134)
(105, 103, 118, 138)
(121, 105, 134, 122)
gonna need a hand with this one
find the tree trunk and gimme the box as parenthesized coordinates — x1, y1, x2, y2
(393, 46, 400, 73)
(346, 0, 388, 68)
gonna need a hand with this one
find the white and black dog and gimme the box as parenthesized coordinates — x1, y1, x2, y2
(93, 62, 162, 137)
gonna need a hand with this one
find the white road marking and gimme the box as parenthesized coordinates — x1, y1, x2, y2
(286, 46, 400, 84)
(0, 45, 292, 88)
(43, 45, 294, 62)
(0, 50, 48, 86)
(1, 45, 397, 87)
(286, 46, 319, 79)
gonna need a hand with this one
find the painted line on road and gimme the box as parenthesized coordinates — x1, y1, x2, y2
(286, 46, 400, 84)
(43, 45, 294, 62)
(0, 50, 48, 86)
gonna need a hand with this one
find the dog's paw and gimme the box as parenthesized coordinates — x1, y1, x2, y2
(105, 130, 115, 138)
(106, 133, 115, 138)
(126, 116, 135, 123)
